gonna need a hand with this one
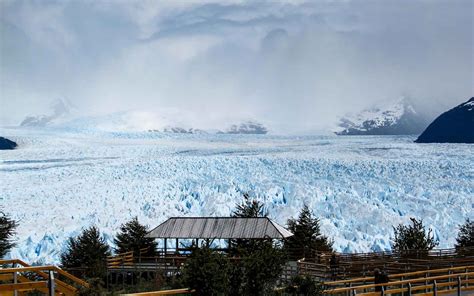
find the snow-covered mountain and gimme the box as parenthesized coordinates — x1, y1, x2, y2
(336, 99, 429, 135)
(222, 121, 268, 134)
(20, 99, 75, 127)
(19, 108, 269, 136)
(416, 97, 474, 143)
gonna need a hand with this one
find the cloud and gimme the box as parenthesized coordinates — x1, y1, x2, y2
(0, 0, 472, 131)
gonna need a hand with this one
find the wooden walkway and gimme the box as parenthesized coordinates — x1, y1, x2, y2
(298, 247, 474, 281)
(323, 266, 474, 295)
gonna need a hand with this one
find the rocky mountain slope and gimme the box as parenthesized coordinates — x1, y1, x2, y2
(336, 99, 429, 135)
(416, 97, 474, 143)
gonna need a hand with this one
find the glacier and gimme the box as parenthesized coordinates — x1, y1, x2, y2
(0, 127, 473, 264)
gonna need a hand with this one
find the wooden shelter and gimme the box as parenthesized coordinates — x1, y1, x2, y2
(146, 217, 294, 254)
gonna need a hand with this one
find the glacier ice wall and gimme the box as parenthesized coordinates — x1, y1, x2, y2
(1, 129, 473, 263)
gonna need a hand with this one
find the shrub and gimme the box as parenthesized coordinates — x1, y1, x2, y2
(285, 275, 323, 296)
(241, 242, 286, 295)
(182, 246, 230, 296)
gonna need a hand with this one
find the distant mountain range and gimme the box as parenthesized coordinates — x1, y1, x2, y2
(416, 97, 474, 143)
(220, 121, 268, 135)
(148, 121, 268, 135)
(335, 98, 430, 135)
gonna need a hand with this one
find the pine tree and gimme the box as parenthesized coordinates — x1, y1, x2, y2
(455, 219, 474, 253)
(232, 193, 267, 218)
(60, 226, 111, 279)
(114, 217, 157, 257)
(230, 193, 269, 253)
(228, 194, 286, 294)
(285, 205, 333, 259)
(0, 210, 17, 258)
(392, 218, 438, 255)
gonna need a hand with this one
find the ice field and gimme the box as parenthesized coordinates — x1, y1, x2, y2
(1, 128, 473, 263)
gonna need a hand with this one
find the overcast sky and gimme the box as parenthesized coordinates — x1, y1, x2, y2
(0, 0, 472, 131)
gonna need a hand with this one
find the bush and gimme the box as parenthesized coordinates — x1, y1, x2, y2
(114, 217, 157, 257)
(285, 205, 333, 259)
(60, 226, 111, 280)
(182, 246, 230, 296)
(0, 210, 17, 258)
(284, 275, 323, 296)
(392, 218, 438, 255)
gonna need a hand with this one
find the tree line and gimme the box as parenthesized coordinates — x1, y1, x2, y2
(1, 201, 473, 295)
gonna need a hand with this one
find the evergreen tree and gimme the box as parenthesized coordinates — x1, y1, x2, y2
(114, 217, 157, 257)
(60, 226, 111, 279)
(232, 193, 267, 218)
(230, 193, 268, 252)
(228, 194, 286, 295)
(241, 242, 286, 295)
(455, 219, 474, 253)
(285, 205, 333, 259)
(392, 218, 438, 255)
(182, 246, 230, 296)
(0, 210, 17, 258)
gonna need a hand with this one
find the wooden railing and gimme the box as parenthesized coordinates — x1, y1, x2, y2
(107, 251, 134, 268)
(323, 266, 474, 295)
(324, 265, 474, 288)
(120, 288, 194, 295)
(0, 259, 89, 296)
(297, 246, 474, 281)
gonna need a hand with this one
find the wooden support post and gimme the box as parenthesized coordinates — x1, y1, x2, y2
(176, 238, 179, 254)
(433, 280, 437, 296)
(164, 238, 167, 257)
(457, 276, 462, 296)
(12, 261, 18, 296)
(48, 270, 55, 296)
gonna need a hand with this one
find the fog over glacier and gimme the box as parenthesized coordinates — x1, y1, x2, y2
(1, 0, 473, 132)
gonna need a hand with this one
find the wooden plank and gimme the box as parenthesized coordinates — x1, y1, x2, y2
(0, 259, 18, 265)
(324, 271, 474, 294)
(324, 265, 474, 286)
(0, 281, 48, 292)
(121, 288, 194, 295)
(3, 259, 78, 294)
(0, 264, 87, 291)
(0, 274, 13, 281)
(17, 274, 76, 296)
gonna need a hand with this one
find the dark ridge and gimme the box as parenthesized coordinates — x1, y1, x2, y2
(415, 97, 474, 143)
(0, 137, 18, 150)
